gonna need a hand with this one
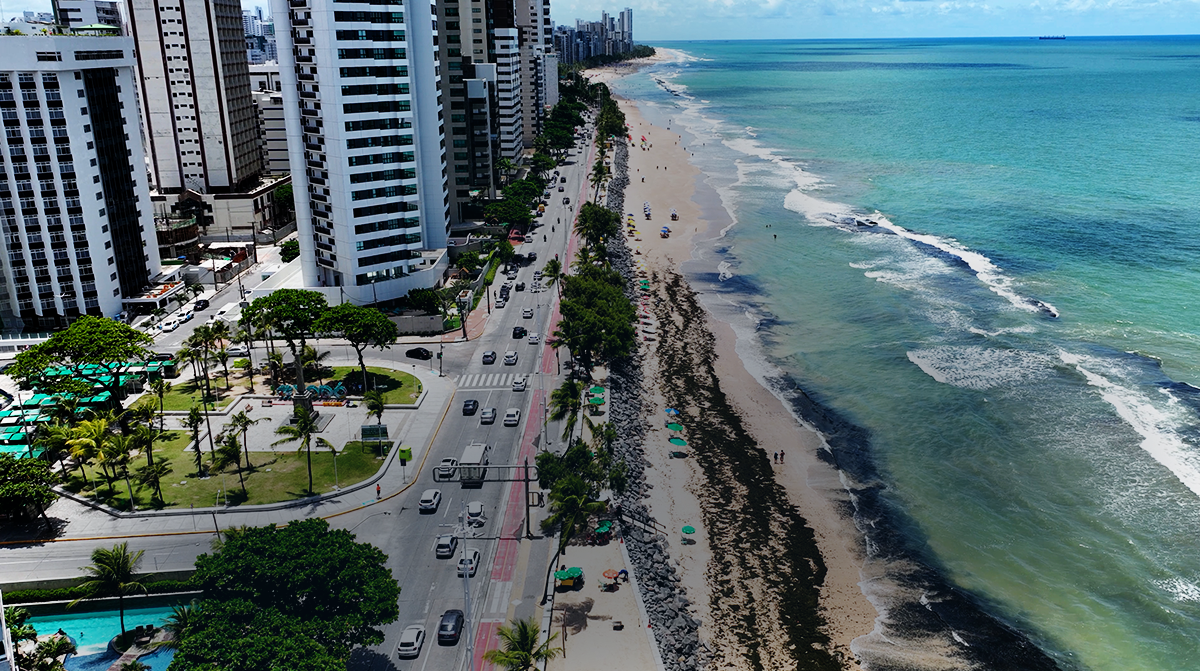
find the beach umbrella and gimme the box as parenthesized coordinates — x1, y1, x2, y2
(666, 422, 684, 432)
(603, 569, 621, 580)
(589, 385, 606, 394)
(669, 437, 687, 446)
(566, 566, 583, 578)
(682, 526, 696, 535)
(588, 396, 606, 405)
(554, 569, 572, 580)
(664, 408, 680, 415)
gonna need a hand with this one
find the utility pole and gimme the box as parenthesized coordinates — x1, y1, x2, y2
(460, 503, 475, 670)
(439, 343, 444, 377)
(525, 457, 532, 539)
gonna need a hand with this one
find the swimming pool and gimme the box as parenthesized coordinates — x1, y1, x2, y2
(28, 604, 178, 670)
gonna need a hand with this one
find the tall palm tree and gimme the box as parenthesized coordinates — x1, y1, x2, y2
(152, 600, 198, 651)
(148, 378, 172, 443)
(539, 475, 606, 605)
(228, 411, 260, 469)
(363, 390, 386, 457)
(135, 458, 172, 506)
(482, 617, 563, 671)
(495, 157, 516, 186)
(272, 406, 320, 495)
(541, 258, 564, 296)
(183, 405, 205, 476)
(234, 327, 256, 392)
(68, 418, 113, 493)
(213, 435, 246, 497)
(129, 423, 158, 469)
(31, 634, 77, 669)
(212, 347, 231, 391)
(104, 434, 138, 511)
(549, 379, 584, 442)
(70, 542, 147, 637)
(589, 157, 609, 202)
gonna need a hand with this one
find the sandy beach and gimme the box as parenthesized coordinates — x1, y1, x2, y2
(583, 59, 879, 669)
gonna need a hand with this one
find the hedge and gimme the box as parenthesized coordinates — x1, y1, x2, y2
(5, 579, 194, 604)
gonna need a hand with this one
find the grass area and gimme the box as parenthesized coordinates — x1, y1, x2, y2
(60, 429, 386, 509)
(132, 378, 235, 412)
(327, 366, 421, 404)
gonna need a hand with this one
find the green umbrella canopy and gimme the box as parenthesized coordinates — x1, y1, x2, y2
(596, 521, 612, 533)
(682, 526, 696, 534)
(669, 437, 687, 446)
(589, 386, 606, 394)
(588, 396, 606, 405)
(554, 569, 571, 580)
(666, 423, 684, 432)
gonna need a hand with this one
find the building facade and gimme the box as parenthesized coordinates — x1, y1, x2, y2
(515, 0, 552, 146)
(554, 8, 633, 65)
(271, 0, 450, 303)
(0, 35, 161, 329)
(52, 1, 125, 32)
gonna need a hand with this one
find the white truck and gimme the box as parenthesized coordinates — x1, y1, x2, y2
(458, 442, 492, 487)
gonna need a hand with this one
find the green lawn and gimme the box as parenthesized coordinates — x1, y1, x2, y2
(132, 378, 235, 413)
(327, 366, 422, 404)
(60, 429, 386, 510)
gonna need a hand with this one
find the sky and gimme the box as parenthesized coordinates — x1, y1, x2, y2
(6, 0, 1199, 40)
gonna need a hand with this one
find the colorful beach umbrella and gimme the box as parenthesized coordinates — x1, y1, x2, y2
(603, 569, 621, 580)
(588, 396, 606, 405)
(589, 386, 606, 394)
(669, 437, 687, 446)
(667, 423, 684, 432)
(664, 408, 680, 415)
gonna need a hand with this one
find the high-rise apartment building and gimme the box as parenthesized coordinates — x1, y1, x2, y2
(555, 8, 634, 65)
(52, 1, 125, 33)
(271, 0, 450, 302)
(516, 0, 552, 146)
(0, 35, 161, 329)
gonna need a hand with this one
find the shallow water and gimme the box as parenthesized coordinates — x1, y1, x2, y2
(611, 37, 1200, 670)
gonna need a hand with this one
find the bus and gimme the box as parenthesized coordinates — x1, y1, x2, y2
(459, 442, 492, 487)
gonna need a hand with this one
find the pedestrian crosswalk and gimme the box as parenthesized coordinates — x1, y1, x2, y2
(456, 373, 528, 389)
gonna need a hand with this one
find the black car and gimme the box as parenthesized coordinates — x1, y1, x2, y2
(462, 399, 479, 415)
(406, 347, 433, 360)
(437, 609, 465, 645)
(512, 326, 527, 339)
(515, 282, 525, 292)
(193, 299, 210, 311)
(528, 251, 537, 261)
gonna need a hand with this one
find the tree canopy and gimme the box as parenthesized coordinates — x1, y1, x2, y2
(246, 289, 328, 387)
(9, 316, 154, 399)
(316, 303, 398, 391)
(0, 453, 58, 519)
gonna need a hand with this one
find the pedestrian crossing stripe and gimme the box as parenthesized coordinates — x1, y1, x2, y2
(456, 373, 529, 389)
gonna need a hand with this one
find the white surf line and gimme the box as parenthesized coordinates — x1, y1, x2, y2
(1062, 351, 1200, 498)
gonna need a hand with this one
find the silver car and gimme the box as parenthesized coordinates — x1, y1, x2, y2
(418, 488, 442, 513)
(396, 624, 425, 658)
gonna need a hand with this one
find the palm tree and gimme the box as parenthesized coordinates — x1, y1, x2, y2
(589, 157, 609, 202)
(68, 418, 113, 494)
(539, 475, 606, 605)
(495, 157, 516, 186)
(549, 379, 584, 442)
(212, 347, 231, 391)
(40, 423, 74, 477)
(213, 435, 246, 497)
(104, 434, 138, 511)
(482, 617, 563, 671)
(183, 405, 205, 476)
(272, 406, 320, 495)
(363, 390, 386, 457)
(301, 344, 331, 385)
(135, 458, 172, 506)
(70, 542, 147, 638)
(119, 661, 150, 671)
(229, 411, 260, 469)
(234, 327, 256, 392)
(541, 258, 563, 296)
(32, 634, 77, 669)
(148, 378, 172, 439)
(152, 600, 198, 651)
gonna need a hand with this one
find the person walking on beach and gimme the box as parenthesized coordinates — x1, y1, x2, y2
(780, 450, 785, 464)
(773, 451, 778, 464)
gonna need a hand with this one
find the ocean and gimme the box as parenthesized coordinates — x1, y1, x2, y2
(609, 37, 1200, 670)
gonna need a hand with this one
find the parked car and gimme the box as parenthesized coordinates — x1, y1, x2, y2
(227, 344, 249, 357)
(396, 625, 426, 658)
(482, 350, 496, 364)
(503, 408, 521, 426)
(418, 488, 442, 513)
(503, 351, 518, 365)
(457, 548, 482, 577)
(496, 298, 507, 308)
(437, 610, 465, 644)
(480, 407, 497, 425)
(512, 326, 527, 339)
(462, 399, 479, 415)
(436, 457, 459, 479)
(159, 319, 180, 333)
(193, 299, 210, 311)
(435, 534, 458, 559)
(466, 500, 486, 526)
(512, 376, 527, 392)
(522, 308, 534, 319)
(406, 347, 433, 360)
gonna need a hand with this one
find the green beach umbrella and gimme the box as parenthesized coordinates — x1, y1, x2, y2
(669, 437, 687, 446)
(566, 566, 583, 578)
(682, 526, 696, 535)
(666, 423, 684, 432)
(589, 385, 606, 394)
(555, 569, 572, 580)
(588, 396, 605, 405)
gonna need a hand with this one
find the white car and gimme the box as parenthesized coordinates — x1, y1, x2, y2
(227, 344, 249, 356)
(436, 458, 458, 479)
(503, 408, 521, 427)
(528, 333, 540, 345)
(522, 308, 534, 319)
(396, 624, 426, 658)
(418, 488, 442, 513)
(159, 319, 179, 333)
(496, 298, 507, 308)
(435, 534, 458, 559)
(512, 376, 527, 392)
(503, 351, 518, 365)
(457, 548, 482, 577)
(466, 501, 486, 527)
(480, 407, 497, 425)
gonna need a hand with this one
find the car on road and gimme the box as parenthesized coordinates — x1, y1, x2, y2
(457, 548, 482, 577)
(512, 376, 527, 392)
(462, 399, 479, 415)
(522, 308, 534, 319)
(528, 251, 537, 261)
(503, 351, 518, 365)
(496, 298, 507, 308)
(561, 176, 568, 183)
(159, 319, 180, 333)
(193, 299, 210, 311)
(396, 624, 426, 658)
(435, 534, 458, 559)
(480, 407, 497, 425)
(406, 347, 433, 360)
(466, 500, 486, 526)
(503, 408, 521, 426)
(512, 326, 527, 339)
(562, 197, 570, 205)
(516, 282, 525, 291)
(180, 311, 194, 323)
(482, 350, 496, 364)
(418, 488, 442, 513)
(507, 269, 518, 280)
(437, 610, 465, 645)
(436, 457, 459, 479)
(528, 333, 540, 345)
(558, 185, 565, 192)
(227, 344, 249, 356)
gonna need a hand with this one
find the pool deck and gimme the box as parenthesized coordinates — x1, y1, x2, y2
(106, 629, 171, 671)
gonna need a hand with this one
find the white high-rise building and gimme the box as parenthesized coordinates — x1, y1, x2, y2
(516, 0, 553, 146)
(53, 1, 125, 33)
(0, 35, 161, 329)
(271, 0, 450, 302)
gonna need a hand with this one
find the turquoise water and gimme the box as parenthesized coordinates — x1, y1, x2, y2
(29, 604, 177, 669)
(612, 37, 1200, 670)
